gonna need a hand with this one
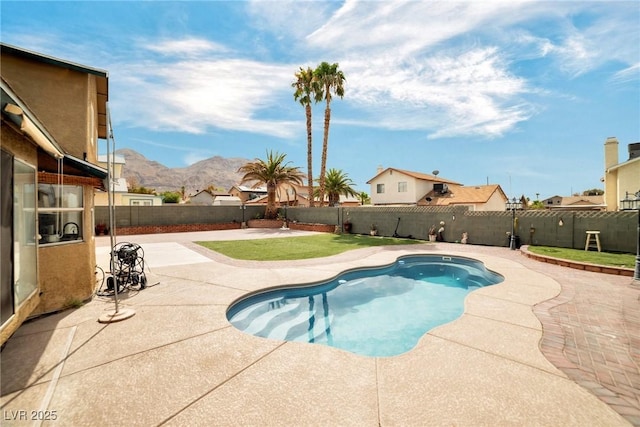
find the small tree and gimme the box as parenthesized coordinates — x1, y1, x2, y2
(161, 191, 181, 204)
(321, 168, 357, 207)
(238, 151, 305, 219)
(179, 186, 187, 203)
(529, 200, 545, 209)
(357, 191, 370, 205)
(128, 179, 156, 195)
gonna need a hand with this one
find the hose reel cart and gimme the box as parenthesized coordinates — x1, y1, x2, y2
(106, 242, 147, 292)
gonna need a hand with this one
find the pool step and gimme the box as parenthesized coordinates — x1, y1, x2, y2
(240, 301, 302, 335)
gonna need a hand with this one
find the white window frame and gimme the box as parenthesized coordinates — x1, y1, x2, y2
(37, 184, 84, 245)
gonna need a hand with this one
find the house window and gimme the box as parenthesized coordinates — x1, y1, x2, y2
(131, 200, 152, 206)
(377, 184, 385, 194)
(398, 182, 407, 192)
(37, 184, 83, 245)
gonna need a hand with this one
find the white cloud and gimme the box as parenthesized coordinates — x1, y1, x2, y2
(611, 64, 640, 85)
(307, 1, 513, 56)
(493, 2, 640, 78)
(98, 2, 640, 141)
(246, 0, 339, 40)
(140, 38, 228, 57)
(110, 53, 299, 138)
(339, 45, 532, 138)
(297, 1, 541, 138)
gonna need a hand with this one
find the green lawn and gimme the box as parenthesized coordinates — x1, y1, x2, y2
(527, 246, 636, 269)
(196, 233, 424, 261)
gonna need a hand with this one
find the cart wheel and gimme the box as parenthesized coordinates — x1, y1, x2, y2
(140, 275, 147, 289)
(106, 276, 115, 291)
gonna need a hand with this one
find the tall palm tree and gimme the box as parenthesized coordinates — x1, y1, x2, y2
(314, 62, 345, 206)
(237, 151, 305, 219)
(292, 66, 320, 207)
(322, 168, 357, 207)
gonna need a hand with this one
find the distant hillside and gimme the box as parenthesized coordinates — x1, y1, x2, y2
(117, 148, 251, 195)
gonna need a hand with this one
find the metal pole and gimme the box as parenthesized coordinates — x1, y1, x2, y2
(98, 104, 135, 323)
(509, 207, 516, 250)
(634, 208, 640, 281)
(106, 104, 119, 313)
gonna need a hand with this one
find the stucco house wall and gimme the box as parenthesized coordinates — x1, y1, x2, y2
(190, 190, 216, 205)
(477, 191, 508, 211)
(604, 137, 640, 211)
(368, 169, 433, 205)
(122, 193, 163, 206)
(1, 43, 108, 332)
(617, 160, 640, 195)
(0, 53, 105, 164)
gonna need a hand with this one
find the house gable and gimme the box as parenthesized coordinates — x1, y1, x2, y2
(1, 43, 108, 161)
(367, 167, 461, 206)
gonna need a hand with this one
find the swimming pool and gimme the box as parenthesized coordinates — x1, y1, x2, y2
(227, 255, 503, 357)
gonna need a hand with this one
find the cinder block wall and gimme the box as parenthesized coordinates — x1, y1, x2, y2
(95, 205, 638, 253)
(95, 205, 265, 228)
(284, 206, 637, 253)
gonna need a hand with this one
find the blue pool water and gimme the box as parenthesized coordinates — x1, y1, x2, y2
(227, 255, 503, 357)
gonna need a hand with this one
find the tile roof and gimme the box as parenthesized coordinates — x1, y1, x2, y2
(557, 195, 605, 206)
(419, 184, 505, 205)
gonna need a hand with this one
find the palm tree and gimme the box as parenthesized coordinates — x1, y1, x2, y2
(292, 66, 320, 207)
(314, 62, 345, 206)
(322, 168, 357, 207)
(357, 191, 370, 205)
(237, 151, 305, 219)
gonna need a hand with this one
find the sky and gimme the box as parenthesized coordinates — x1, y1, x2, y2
(1, 1, 639, 200)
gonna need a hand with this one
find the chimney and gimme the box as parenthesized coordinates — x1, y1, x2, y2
(377, 165, 383, 174)
(604, 137, 619, 169)
(629, 142, 640, 160)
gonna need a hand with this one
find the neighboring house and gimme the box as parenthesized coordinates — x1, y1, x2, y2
(340, 196, 361, 207)
(243, 182, 312, 207)
(190, 189, 227, 205)
(228, 185, 268, 203)
(1, 43, 108, 344)
(212, 195, 242, 206)
(94, 154, 162, 206)
(417, 184, 508, 211)
(367, 167, 508, 211)
(234, 182, 354, 207)
(541, 195, 606, 211)
(604, 137, 640, 211)
(367, 167, 461, 206)
(277, 182, 310, 206)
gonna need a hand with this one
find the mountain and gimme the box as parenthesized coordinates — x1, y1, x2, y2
(116, 148, 252, 195)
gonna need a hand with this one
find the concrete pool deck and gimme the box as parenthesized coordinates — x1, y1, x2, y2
(1, 229, 638, 426)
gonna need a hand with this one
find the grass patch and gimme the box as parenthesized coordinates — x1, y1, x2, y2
(196, 233, 424, 261)
(528, 246, 635, 268)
